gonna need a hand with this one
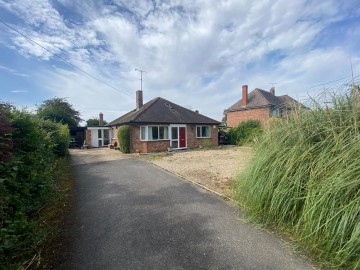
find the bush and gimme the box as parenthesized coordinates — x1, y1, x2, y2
(118, 126, 130, 153)
(0, 105, 60, 266)
(228, 120, 262, 145)
(233, 88, 360, 269)
(201, 139, 212, 148)
(38, 119, 70, 156)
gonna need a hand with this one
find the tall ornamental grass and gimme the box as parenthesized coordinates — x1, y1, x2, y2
(233, 87, 360, 269)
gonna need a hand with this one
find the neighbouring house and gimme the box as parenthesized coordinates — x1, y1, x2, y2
(107, 90, 220, 153)
(226, 85, 303, 127)
(85, 112, 113, 147)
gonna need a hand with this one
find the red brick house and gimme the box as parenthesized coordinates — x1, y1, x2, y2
(108, 90, 220, 153)
(226, 85, 302, 127)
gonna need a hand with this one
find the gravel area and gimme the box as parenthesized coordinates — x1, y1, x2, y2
(144, 146, 254, 198)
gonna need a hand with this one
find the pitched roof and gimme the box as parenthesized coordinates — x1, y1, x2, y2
(108, 97, 220, 126)
(227, 88, 301, 111)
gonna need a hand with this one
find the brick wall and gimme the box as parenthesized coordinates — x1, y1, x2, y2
(112, 126, 119, 147)
(226, 107, 271, 127)
(130, 125, 170, 153)
(187, 124, 218, 148)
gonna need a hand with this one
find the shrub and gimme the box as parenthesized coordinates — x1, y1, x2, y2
(233, 88, 360, 269)
(38, 119, 70, 156)
(0, 106, 57, 266)
(228, 120, 262, 145)
(118, 126, 130, 153)
(201, 139, 212, 148)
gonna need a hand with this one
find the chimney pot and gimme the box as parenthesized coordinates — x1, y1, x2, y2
(270, 87, 275, 95)
(242, 85, 248, 106)
(195, 110, 199, 114)
(136, 90, 143, 111)
(99, 112, 104, 126)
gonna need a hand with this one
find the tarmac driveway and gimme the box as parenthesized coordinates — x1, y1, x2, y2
(57, 148, 312, 269)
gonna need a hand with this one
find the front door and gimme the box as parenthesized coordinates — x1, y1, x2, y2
(179, 127, 186, 148)
(170, 126, 187, 149)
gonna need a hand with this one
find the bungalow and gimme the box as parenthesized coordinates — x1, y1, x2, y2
(226, 85, 303, 127)
(108, 90, 220, 153)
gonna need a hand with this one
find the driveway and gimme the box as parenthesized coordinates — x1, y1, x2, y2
(56, 148, 312, 270)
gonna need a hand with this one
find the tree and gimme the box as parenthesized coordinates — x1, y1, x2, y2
(36, 97, 82, 127)
(221, 109, 227, 125)
(86, 117, 108, 127)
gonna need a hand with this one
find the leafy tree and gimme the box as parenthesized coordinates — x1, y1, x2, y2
(36, 97, 82, 127)
(86, 117, 108, 127)
(221, 109, 227, 125)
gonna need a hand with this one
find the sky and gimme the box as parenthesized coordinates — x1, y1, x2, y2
(0, 0, 360, 124)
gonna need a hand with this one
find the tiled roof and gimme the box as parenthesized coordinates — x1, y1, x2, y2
(108, 97, 220, 126)
(227, 88, 300, 111)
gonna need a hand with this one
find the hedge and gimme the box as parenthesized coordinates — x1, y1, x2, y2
(118, 126, 130, 153)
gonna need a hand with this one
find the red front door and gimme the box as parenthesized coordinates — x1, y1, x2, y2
(179, 127, 186, 148)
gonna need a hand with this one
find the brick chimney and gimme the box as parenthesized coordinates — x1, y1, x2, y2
(270, 87, 275, 95)
(99, 112, 104, 126)
(136, 90, 143, 111)
(242, 85, 248, 107)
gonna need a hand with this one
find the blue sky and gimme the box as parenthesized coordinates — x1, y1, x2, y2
(1, 0, 359, 124)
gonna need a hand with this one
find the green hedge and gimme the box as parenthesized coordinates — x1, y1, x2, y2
(228, 120, 262, 145)
(118, 126, 130, 153)
(0, 103, 70, 267)
(38, 119, 70, 156)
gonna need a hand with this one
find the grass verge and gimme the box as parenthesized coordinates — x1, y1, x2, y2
(22, 157, 73, 270)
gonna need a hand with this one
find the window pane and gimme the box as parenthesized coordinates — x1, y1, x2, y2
(202, 126, 209, 137)
(171, 127, 178, 139)
(148, 126, 152, 139)
(98, 129, 102, 138)
(159, 126, 169, 139)
(159, 126, 164, 139)
(196, 127, 201, 137)
(164, 127, 169, 139)
(150, 126, 159, 140)
(140, 126, 146, 140)
(171, 140, 178, 148)
(104, 129, 109, 138)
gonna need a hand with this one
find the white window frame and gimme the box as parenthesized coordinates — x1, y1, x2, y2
(140, 126, 146, 141)
(140, 125, 169, 141)
(196, 125, 211, 138)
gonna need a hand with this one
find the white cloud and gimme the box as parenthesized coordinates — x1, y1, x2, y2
(10, 90, 28, 93)
(0, 65, 29, 77)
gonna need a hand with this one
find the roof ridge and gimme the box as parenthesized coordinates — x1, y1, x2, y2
(257, 88, 280, 105)
(254, 88, 272, 104)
